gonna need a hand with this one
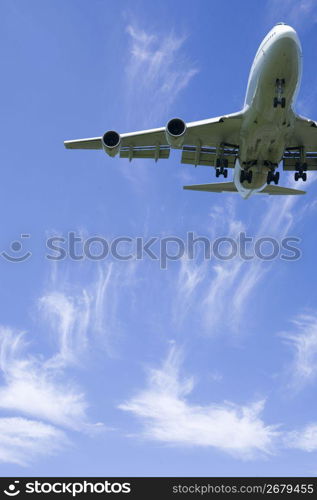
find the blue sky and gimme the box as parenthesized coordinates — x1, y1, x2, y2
(1, 0, 317, 477)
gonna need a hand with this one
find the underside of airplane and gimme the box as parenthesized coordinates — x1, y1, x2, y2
(64, 23, 317, 199)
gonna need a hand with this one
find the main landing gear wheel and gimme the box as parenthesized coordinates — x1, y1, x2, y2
(294, 162, 308, 182)
(295, 171, 307, 182)
(267, 171, 280, 185)
(240, 170, 253, 184)
(216, 167, 228, 178)
(215, 158, 228, 178)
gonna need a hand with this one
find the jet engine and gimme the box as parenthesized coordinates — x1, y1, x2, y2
(165, 118, 187, 148)
(102, 130, 121, 157)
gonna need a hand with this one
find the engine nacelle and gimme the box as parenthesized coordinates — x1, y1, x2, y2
(102, 130, 121, 157)
(165, 118, 187, 148)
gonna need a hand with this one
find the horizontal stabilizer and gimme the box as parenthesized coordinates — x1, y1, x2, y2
(259, 185, 306, 195)
(183, 182, 306, 196)
(183, 182, 237, 193)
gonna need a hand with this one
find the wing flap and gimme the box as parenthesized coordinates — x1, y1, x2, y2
(120, 145, 170, 161)
(283, 151, 317, 171)
(181, 145, 237, 168)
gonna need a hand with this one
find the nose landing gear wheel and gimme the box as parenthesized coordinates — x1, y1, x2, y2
(273, 79, 286, 107)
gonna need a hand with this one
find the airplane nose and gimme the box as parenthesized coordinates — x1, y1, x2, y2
(275, 24, 301, 47)
(266, 25, 301, 61)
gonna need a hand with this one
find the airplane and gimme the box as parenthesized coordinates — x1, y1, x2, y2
(64, 23, 317, 199)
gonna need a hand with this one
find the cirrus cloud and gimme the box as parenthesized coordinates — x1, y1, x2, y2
(119, 346, 279, 459)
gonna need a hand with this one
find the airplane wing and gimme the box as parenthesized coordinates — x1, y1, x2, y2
(64, 137, 103, 150)
(283, 114, 317, 171)
(289, 114, 317, 150)
(64, 111, 243, 166)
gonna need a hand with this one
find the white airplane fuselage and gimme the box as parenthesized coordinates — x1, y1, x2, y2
(234, 24, 302, 198)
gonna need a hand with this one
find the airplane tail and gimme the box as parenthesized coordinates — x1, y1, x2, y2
(183, 182, 306, 195)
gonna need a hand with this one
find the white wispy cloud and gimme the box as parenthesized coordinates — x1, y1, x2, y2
(125, 23, 198, 124)
(230, 189, 300, 326)
(92, 263, 131, 351)
(172, 199, 248, 333)
(174, 176, 315, 335)
(39, 290, 91, 367)
(285, 423, 317, 451)
(0, 327, 90, 431)
(41, 261, 136, 359)
(281, 313, 317, 388)
(0, 258, 136, 466)
(0, 417, 66, 466)
(171, 199, 256, 333)
(173, 256, 207, 327)
(119, 346, 279, 459)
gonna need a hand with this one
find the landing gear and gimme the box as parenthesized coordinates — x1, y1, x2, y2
(273, 97, 286, 108)
(273, 79, 286, 108)
(267, 170, 280, 185)
(216, 167, 228, 178)
(294, 162, 308, 181)
(240, 170, 253, 184)
(215, 158, 228, 178)
(216, 168, 228, 178)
